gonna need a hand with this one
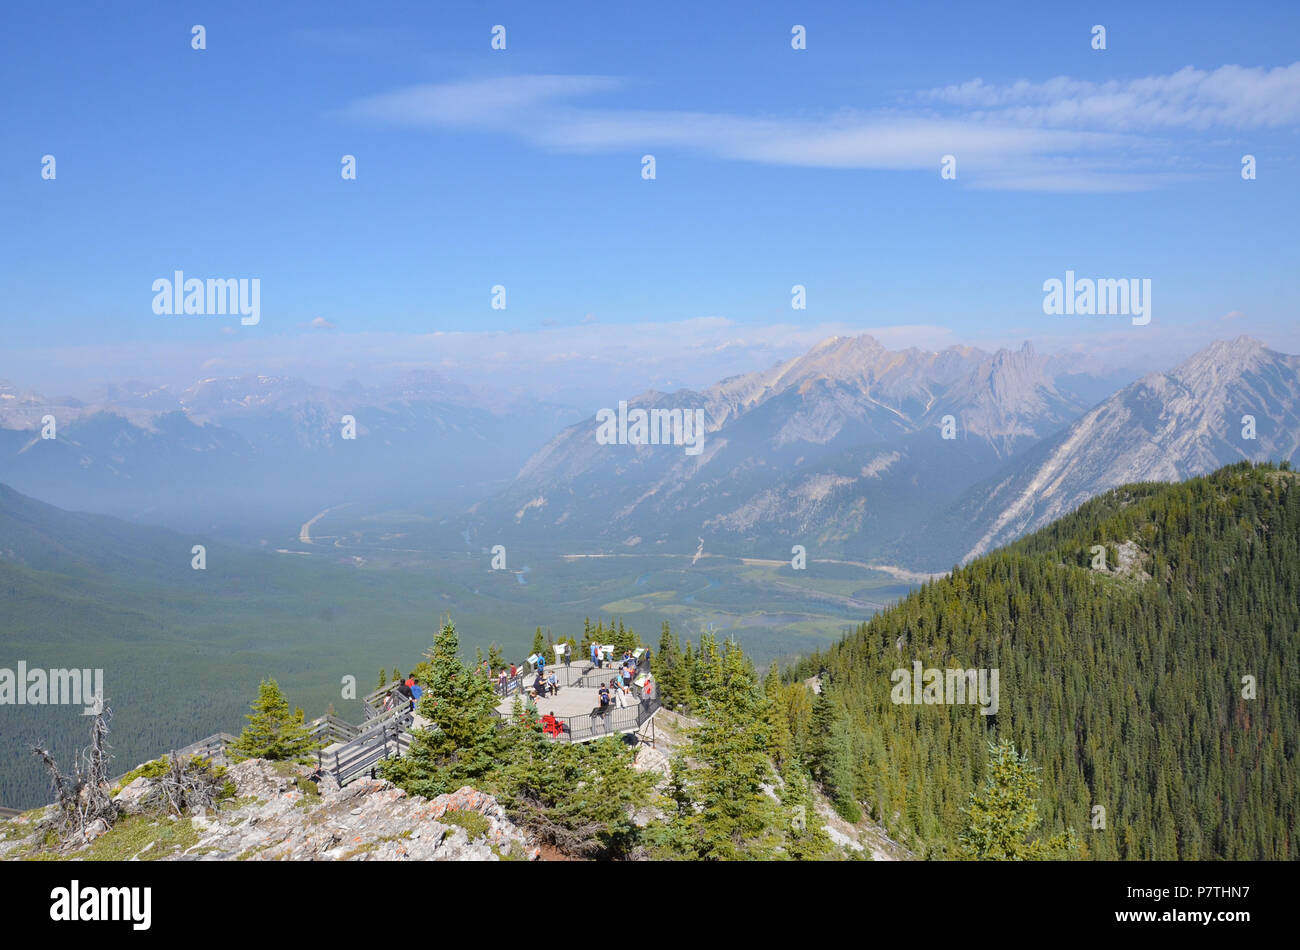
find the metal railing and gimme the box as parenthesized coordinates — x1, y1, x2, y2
(501, 651, 651, 698)
(98, 652, 656, 794)
(554, 686, 661, 743)
(500, 680, 661, 744)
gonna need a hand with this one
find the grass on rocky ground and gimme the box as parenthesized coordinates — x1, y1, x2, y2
(23, 814, 200, 861)
(441, 809, 491, 840)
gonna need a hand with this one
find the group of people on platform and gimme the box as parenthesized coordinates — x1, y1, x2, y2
(383, 675, 422, 712)
(383, 645, 649, 733)
(597, 652, 647, 710)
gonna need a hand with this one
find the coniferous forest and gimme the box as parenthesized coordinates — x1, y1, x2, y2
(786, 462, 1299, 859)
(7, 463, 1295, 863)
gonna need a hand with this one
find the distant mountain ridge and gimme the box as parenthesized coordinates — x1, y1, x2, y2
(921, 336, 1300, 566)
(490, 334, 1102, 554)
(490, 334, 1300, 572)
(0, 372, 583, 528)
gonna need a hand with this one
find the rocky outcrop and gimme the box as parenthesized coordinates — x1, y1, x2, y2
(1, 759, 538, 862)
(187, 761, 536, 861)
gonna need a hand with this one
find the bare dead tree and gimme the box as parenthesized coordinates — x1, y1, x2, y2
(78, 702, 116, 825)
(30, 700, 119, 846)
(30, 745, 77, 830)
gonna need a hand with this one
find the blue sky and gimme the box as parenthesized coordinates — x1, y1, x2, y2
(1, 0, 1297, 403)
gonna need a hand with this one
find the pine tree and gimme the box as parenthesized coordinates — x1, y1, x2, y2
(781, 767, 834, 860)
(228, 678, 318, 763)
(376, 669, 387, 690)
(496, 722, 655, 859)
(532, 627, 547, 656)
(763, 665, 793, 776)
(956, 739, 1078, 860)
(668, 646, 782, 859)
(693, 632, 724, 703)
(806, 684, 860, 821)
(657, 623, 688, 710)
(679, 642, 697, 712)
(381, 620, 502, 798)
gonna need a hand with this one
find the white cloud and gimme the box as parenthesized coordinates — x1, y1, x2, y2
(921, 64, 1300, 130)
(339, 75, 622, 127)
(336, 64, 1300, 190)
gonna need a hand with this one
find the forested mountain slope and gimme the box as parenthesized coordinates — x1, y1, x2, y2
(795, 462, 1299, 859)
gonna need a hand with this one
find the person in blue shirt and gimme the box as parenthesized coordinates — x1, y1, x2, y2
(409, 677, 423, 707)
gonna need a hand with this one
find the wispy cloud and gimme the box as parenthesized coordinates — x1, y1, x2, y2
(338, 75, 623, 127)
(337, 63, 1300, 191)
(919, 64, 1300, 130)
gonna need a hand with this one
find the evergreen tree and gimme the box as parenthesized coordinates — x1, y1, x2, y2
(666, 645, 783, 859)
(788, 464, 1300, 859)
(532, 627, 547, 656)
(228, 678, 318, 763)
(381, 619, 502, 798)
(614, 619, 636, 653)
(657, 623, 689, 711)
(763, 665, 793, 776)
(781, 767, 834, 860)
(692, 632, 725, 703)
(807, 684, 860, 820)
(679, 642, 697, 712)
(495, 708, 654, 859)
(956, 739, 1078, 860)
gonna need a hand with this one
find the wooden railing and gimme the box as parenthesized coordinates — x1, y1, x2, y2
(308, 714, 359, 746)
(106, 713, 359, 787)
(107, 731, 237, 786)
(315, 709, 414, 786)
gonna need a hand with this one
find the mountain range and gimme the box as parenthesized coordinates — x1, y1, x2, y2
(3, 334, 1296, 571)
(488, 337, 1090, 550)
(0, 372, 582, 530)
(489, 334, 1299, 569)
(941, 336, 1300, 563)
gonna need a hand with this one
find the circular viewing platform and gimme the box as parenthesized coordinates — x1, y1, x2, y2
(494, 656, 660, 743)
